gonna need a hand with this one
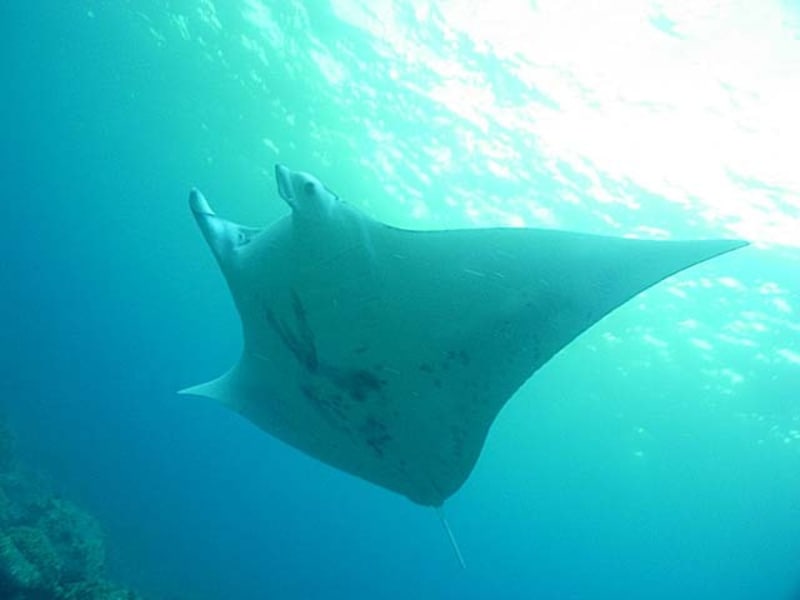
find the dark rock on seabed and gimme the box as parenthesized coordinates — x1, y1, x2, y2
(0, 415, 144, 600)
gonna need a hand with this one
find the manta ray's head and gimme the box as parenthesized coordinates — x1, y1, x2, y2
(275, 163, 339, 222)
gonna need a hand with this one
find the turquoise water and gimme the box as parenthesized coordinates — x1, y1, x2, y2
(3, 2, 799, 598)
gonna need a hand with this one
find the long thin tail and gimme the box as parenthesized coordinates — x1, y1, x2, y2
(436, 506, 466, 569)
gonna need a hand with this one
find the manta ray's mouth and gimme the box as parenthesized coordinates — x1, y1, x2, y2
(275, 164, 294, 205)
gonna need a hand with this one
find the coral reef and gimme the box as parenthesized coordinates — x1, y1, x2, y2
(0, 416, 143, 600)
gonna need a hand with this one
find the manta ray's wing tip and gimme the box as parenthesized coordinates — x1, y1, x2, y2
(177, 382, 209, 398)
(722, 238, 750, 255)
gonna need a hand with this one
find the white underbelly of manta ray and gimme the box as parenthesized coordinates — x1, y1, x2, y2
(180, 163, 748, 508)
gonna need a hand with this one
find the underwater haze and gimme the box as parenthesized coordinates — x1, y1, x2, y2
(2, 2, 800, 599)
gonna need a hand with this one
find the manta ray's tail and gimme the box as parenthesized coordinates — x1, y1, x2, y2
(436, 506, 466, 569)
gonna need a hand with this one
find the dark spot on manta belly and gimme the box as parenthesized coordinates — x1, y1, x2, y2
(450, 426, 466, 459)
(330, 368, 385, 402)
(268, 291, 388, 407)
(264, 293, 318, 372)
(300, 384, 318, 402)
(446, 349, 471, 366)
(301, 383, 348, 424)
(359, 416, 392, 457)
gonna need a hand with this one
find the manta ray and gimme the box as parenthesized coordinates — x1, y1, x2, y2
(181, 164, 747, 509)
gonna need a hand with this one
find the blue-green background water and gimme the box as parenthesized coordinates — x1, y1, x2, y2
(3, 2, 800, 598)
